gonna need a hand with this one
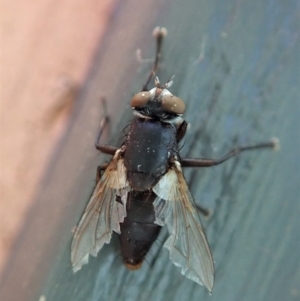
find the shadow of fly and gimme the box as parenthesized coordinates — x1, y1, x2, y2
(71, 27, 278, 292)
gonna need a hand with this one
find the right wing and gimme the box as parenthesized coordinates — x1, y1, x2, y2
(153, 160, 214, 291)
(71, 149, 129, 272)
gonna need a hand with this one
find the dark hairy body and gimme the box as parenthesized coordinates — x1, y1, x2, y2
(120, 118, 179, 268)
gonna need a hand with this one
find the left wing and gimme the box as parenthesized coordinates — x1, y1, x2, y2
(153, 160, 214, 291)
(71, 149, 129, 272)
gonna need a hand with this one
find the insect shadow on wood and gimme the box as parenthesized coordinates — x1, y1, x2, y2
(71, 27, 279, 292)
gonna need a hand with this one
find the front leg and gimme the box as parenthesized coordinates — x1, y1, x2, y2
(142, 27, 167, 92)
(181, 138, 279, 167)
(94, 97, 118, 156)
(96, 145, 118, 155)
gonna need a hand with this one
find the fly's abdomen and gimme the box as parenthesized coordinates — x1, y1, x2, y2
(119, 191, 161, 269)
(124, 118, 177, 191)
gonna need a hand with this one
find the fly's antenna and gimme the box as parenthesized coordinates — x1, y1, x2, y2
(142, 27, 168, 91)
(164, 75, 175, 89)
(154, 74, 175, 90)
(154, 75, 161, 88)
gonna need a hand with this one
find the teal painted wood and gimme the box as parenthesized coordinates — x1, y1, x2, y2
(1, 0, 299, 301)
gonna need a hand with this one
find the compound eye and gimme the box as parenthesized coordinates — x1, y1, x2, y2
(131, 92, 151, 108)
(161, 94, 185, 114)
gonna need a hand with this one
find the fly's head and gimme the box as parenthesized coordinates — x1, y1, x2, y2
(131, 77, 185, 126)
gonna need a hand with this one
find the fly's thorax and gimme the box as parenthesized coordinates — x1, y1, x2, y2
(123, 118, 178, 191)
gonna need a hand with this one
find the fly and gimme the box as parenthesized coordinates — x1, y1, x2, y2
(71, 27, 278, 292)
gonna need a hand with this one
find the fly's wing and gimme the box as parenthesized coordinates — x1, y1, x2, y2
(71, 149, 129, 272)
(153, 160, 214, 292)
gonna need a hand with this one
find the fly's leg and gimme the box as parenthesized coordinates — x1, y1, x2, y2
(95, 97, 118, 155)
(186, 139, 279, 220)
(96, 145, 118, 155)
(96, 163, 109, 183)
(195, 204, 211, 217)
(95, 97, 109, 149)
(181, 138, 279, 167)
(176, 120, 189, 143)
(142, 27, 167, 91)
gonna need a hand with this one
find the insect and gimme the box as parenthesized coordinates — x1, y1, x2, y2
(71, 27, 278, 292)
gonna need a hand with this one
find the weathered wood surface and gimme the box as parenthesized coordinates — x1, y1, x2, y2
(1, 0, 299, 301)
